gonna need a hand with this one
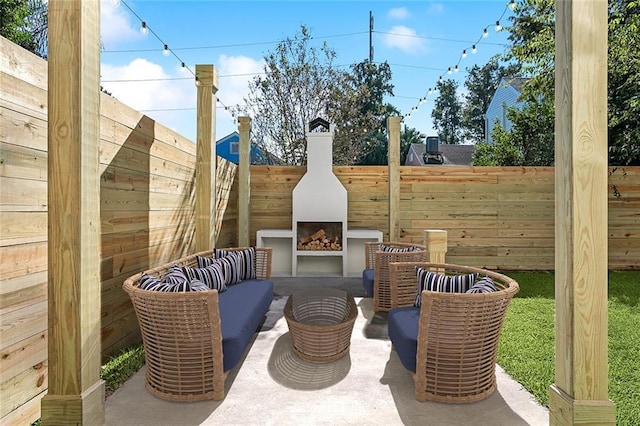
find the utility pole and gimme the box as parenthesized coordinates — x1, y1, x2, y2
(369, 11, 374, 62)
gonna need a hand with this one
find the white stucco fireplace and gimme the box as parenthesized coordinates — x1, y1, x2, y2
(256, 119, 381, 277)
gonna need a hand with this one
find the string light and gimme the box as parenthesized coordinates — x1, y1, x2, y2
(401, 0, 515, 122)
(113, 0, 238, 121)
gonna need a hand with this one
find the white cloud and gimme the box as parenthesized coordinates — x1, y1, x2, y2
(427, 3, 445, 15)
(100, 0, 140, 49)
(215, 55, 265, 121)
(100, 58, 196, 138)
(382, 25, 427, 55)
(388, 7, 410, 19)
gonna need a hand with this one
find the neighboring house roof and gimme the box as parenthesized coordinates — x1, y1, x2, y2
(215, 131, 276, 165)
(405, 143, 476, 166)
(485, 77, 530, 144)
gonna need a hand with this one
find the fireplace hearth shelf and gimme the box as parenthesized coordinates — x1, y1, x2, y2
(256, 228, 382, 277)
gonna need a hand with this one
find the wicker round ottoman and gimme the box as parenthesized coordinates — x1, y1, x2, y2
(284, 288, 358, 362)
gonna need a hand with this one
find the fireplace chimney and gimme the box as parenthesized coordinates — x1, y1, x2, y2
(291, 119, 348, 276)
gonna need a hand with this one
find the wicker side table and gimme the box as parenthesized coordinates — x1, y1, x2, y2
(284, 288, 358, 362)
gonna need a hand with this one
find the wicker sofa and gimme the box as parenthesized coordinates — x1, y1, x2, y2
(387, 261, 519, 403)
(122, 247, 273, 402)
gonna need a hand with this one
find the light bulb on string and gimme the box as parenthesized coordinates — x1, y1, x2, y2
(140, 22, 148, 36)
(163, 44, 170, 56)
(439, 76, 443, 83)
(462, 49, 467, 59)
(509, 0, 516, 11)
(495, 21, 502, 32)
(483, 28, 489, 38)
(472, 44, 477, 54)
(454, 65, 459, 73)
(447, 67, 452, 75)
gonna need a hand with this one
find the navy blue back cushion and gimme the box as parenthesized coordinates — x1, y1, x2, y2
(388, 306, 420, 373)
(217, 279, 274, 371)
(362, 268, 375, 297)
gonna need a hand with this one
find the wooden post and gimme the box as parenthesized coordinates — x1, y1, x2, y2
(238, 116, 251, 247)
(387, 117, 401, 241)
(40, 1, 105, 424)
(550, 1, 616, 424)
(423, 230, 447, 263)
(195, 64, 218, 251)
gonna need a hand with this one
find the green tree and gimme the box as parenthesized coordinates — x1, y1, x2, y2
(502, 0, 640, 166)
(328, 60, 398, 164)
(461, 57, 521, 143)
(473, 125, 523, 166)
(0, 0, 47, 57)
(355, 126, 418, 165)
(473, 94, 554, 166)
(243, 26, 346, 165)
(607, 0, 640, 165)
(431, 79, 462, 144)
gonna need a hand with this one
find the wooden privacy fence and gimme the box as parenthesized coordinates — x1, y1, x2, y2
(248, 165, 640, 270)
(0, 37, 237, 424)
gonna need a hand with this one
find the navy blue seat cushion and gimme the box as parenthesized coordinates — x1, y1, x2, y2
(362, 268, 374, 297)
(388, 306, 420, 373)
(218, 279, 274, 371)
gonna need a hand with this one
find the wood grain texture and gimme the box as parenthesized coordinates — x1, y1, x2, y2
(551, 0, 615, 424)
(388, 117, 401, 241)
(195, 64, 217, 251)
(42, 1, 104, 423)
(238, 116, 251, 246)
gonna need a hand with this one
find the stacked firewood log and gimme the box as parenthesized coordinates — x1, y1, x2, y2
(297, 229, 342, 250)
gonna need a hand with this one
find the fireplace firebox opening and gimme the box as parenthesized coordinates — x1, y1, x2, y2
(296, 222, 343, 251)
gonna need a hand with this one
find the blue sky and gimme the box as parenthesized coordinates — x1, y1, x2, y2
(100, 1, 514, 142)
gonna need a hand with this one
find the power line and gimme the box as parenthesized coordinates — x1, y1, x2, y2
(102, 31, 369, 53)
(109, 0, 238, 120)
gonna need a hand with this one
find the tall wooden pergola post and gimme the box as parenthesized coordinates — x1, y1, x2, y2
(387, 117, 401, 241)
(238, 116, 251, 247)
(550, 1, 616, 424)
(41, 1, 105, 424)
(195, 65, 218, 251)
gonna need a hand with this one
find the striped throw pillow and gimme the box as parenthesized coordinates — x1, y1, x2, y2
(379, 244, 420, 253)
(201, 247, 257, 282)
(466, 276, 497, 294)
(139, 265, 191, 292)
(183, 260, 226, 292)
(414, 267, 478, 307)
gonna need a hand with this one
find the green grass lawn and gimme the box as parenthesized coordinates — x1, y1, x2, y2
(498, 271, 640, 426)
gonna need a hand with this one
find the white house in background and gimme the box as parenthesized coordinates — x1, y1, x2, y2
(484, 77, 529, 143)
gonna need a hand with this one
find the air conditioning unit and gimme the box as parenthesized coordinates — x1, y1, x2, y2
(425, 136, 440, 153)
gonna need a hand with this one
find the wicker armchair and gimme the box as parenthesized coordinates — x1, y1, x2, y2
(388, 262, 519, 403)
(122, 247, 272, 402)
(363, 242, 427, 312)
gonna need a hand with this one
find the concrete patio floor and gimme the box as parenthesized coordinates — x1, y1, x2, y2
(105, 277, 549, 425)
